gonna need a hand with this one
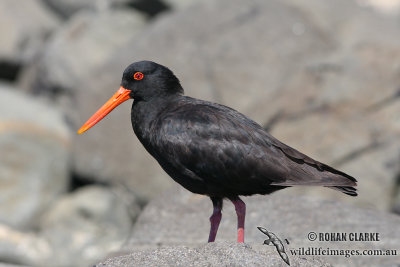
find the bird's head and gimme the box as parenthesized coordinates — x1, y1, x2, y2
(122, 61, 183, 100)
(77, 61, 183, 134)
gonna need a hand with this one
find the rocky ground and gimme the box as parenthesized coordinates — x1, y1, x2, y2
(0, 0, 399, 266)
(97, 242, 333, 267)
(119, 186, 400, 266)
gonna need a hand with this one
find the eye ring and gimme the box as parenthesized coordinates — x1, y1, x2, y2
(133, 72, 144, 80)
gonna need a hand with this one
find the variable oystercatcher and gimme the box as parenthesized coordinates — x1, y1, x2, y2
(78, 61, 357, 243)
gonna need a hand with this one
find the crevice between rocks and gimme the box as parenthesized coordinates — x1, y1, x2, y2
(0, 61, 21, 81)
(125, 0, 171, 17)
(69, 171, 110, 192)
(331, 141, 383, 167)
(263, 111, 284, 132)
(69, 171, 145, 220)
(391, 170, 400, 215)
(365, 87, 400, 113)
(262, 104, 330, 132)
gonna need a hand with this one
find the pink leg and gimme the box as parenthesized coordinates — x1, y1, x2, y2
(231, 198, 246, 243)
(208, 197, 223, 242)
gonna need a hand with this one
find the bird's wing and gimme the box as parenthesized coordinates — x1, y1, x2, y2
(265, 132, 357, 185)
(152, 98, 356, 194)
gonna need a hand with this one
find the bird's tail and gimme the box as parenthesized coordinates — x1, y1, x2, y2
(325, 186, 358, 196)
(270, 160, 358, 196)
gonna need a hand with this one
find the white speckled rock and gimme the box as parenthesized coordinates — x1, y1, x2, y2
(96, 242, 332, 267)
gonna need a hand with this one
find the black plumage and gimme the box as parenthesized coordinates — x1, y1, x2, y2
(78, 60, 357, 243)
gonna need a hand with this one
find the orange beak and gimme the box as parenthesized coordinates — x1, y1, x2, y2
(77, 86, 132, 134)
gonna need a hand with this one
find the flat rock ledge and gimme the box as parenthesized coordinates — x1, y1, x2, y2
(95, 242, 331, 267)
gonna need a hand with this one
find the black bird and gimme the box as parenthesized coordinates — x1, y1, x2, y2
(78, 61, 357, 243)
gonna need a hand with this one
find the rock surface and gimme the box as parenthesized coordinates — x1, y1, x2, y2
(0, 264, 30, 267)
(0, 223, 51, 266)
(97, 242, 331, 267)
(0, 84, 70, 230)
(162, 0, 200, 10)
(0, 0, 59, 80)
(39, 185, 138, 267)
(269, 0, 400, 211)
(0, 184, 141, 267)
(125, 186, 400, 266)
(20, 9, 146, 97)
(362, 0, 400, 14)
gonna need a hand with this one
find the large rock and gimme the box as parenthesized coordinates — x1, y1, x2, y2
(0, 224, 51, 266)
(0, 184, 141, 267)
(266, 41, 400, 210)
(19, 9, 146, 98)
(97, 242, 331, 267)
(39, 185, 139, 267)
(0, 84, 70, 230)
(363, 0, 400, 14)
(0, 0, 59, 80)
(165, 0, 400, 16)
(125, 186, 400, 266)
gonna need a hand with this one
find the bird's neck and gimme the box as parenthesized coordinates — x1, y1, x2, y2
(131, 94, 181, 143)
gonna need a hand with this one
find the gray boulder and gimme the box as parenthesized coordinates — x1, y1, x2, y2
(0, 184, 141, 267)
(0, 224, 51, 266)
(0, 84, 70, 230)
(19, 9, 146, 97)
(96, 242, 331, 267)
(0, 0, 59, 80)
(125, 186, 400, 266)
(362, 0, 400, 14)
(39, 185, 139, 267)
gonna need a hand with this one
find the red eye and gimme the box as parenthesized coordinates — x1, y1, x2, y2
(133, 72, 144, 80)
